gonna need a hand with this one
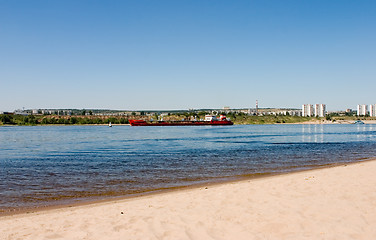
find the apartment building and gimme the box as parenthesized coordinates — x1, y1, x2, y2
(369, 104, 376, 117)
(302, 104, 326, 117)
(314, 104, 326, 117)
(357, 104, 368, 116)
(302, 104, 314, 117)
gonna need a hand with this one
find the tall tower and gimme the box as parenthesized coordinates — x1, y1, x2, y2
(357, 104, 368, 116)
(302, 104, 314, 117)
(256, 100, 259, 116)
(370, 104, 376, 117)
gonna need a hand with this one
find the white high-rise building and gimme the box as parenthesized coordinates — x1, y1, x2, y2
(314, 104, 326, 117)
(303, 104, 326, 117)
(357, 104, 368, 116)
(302, 104, 314, 117)
(369, 104, 376, 117)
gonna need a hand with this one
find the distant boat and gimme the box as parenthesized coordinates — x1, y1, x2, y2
(129, 115, 233, 126)
(354, 120, 364, 124)
(109, 122, 112, 127)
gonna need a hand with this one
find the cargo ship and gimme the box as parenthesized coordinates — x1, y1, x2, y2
(129, 115, 233, 126)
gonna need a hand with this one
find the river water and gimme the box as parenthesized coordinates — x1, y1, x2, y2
(1, 124, 376, 212)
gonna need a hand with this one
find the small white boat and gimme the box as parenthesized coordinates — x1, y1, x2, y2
(109, 122, 112, 127)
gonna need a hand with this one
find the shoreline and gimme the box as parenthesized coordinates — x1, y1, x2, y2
(2, 120, 376, 127)
(1, 158, 374, 214)
(0, 159, 369, 217)
(2, 158, 376, 239)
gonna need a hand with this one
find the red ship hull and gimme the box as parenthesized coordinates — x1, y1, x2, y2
(129, 119, 233, 126)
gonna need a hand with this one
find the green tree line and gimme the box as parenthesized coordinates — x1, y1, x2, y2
(0, 114, 129, 125)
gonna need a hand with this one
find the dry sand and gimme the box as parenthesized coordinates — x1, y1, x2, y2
(2, 160, 376, 240)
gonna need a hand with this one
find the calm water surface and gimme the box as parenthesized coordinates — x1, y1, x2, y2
(1, 124, 376, 212)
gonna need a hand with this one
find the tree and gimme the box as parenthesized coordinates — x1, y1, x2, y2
(0, 115, 12, 124)
(57, 118, 66, 124)
(120, 118, 129, 124)
(41, 118, 49, 124)
(70, 117, 78, 124)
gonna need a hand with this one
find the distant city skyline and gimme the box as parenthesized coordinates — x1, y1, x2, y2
(2, 102, 374, 114)
(1, 1, 376, 112)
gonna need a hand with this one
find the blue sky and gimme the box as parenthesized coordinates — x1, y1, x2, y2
(1, 0, 375, 111)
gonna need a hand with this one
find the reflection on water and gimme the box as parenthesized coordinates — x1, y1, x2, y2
(301, 124, 325, 143)
(300, 124, 376, 143)
(1, 124, 376, 212)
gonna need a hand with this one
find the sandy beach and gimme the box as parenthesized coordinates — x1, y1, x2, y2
(2, 160, 376, 240)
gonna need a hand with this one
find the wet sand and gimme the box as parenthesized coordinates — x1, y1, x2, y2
(1, 159, 376, 240)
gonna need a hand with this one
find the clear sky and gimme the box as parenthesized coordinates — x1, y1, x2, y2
(1, 0, 375, 112)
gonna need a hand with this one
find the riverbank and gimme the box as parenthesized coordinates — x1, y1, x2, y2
(2, 113, 376, 126)
(2, 159, 376, 239)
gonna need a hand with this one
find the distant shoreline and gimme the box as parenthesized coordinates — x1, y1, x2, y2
(2, 121, 376, 126)
(2, 113, 376, 125)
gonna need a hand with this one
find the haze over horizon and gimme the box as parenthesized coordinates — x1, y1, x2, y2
(1, 1, 375, 112)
